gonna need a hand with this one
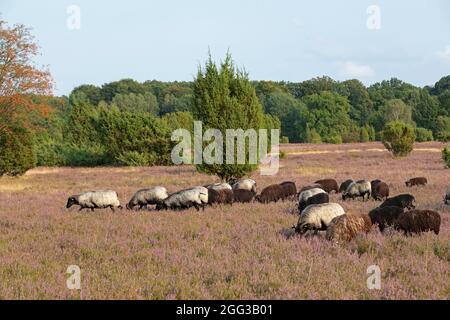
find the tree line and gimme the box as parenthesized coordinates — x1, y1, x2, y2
(1, 19, 450, 177)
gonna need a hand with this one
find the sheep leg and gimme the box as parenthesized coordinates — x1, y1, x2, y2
(110, 206, 115, 212)
(193, 203, 200, 211)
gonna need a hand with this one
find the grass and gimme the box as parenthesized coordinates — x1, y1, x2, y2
(0, 141, 449, 299)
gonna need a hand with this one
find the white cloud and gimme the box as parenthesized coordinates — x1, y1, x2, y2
(437, 45, 450, 60)
(338, 61, 375, 78)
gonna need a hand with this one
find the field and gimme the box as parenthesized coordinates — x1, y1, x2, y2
(0, 142, 449, 299)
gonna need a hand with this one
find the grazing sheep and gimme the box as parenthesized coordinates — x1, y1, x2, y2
(380, 194, 415, 210)
(233, 189, 255, 203)
(279, 181, 297, 200)
(298, 187, 326, 212)
(299, 192, 329, 213)
(314, 179, 339, 193)
(370, 179, 382, 191)
(66, 190, 122, 212)
(156, 186, 208, 211)
(325, 214, 372, 243)
(444, 187, 450, 204)
(395, 210, 441, 235)
(371, 181, 389, 201)
(208, 188, 233, 205)
(205, 183, 232, 191)
(368, 206, 404, 232)
(338, 179, 354, 193)
(256, 184, 285, 203)
(295, 203, 345, 235)
(299, 184, 323, 193)
(230, 178, 257, 194)
(342, 180, 371, 201)
(126, 186, 168, 210)
(405, 177, 427, 187)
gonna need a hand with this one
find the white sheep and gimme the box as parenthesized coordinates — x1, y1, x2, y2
(230, 178, 257, 194)
(126, 186, 168, 210)
(156, 186, 208, 211)
(205, 183, 232, 191)
(295, 203, 345, 235)
(298, 187, 326, 211)
(342, 180, 371, 201)
(66, 190, 122, 212)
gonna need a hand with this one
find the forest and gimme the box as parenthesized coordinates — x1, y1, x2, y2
(22, 74, 450, 168)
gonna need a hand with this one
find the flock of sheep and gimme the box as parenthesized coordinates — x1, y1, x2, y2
(66, 176, 448, 243)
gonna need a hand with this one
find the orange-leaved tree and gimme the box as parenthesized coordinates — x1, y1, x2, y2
(0, 19, 53, 175)
(0, 19, 53, 133)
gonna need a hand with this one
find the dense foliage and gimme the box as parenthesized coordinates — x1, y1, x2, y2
(381, 121, 416, 157)
(191, 54, 276, 180)
(7, 73, 450, 172)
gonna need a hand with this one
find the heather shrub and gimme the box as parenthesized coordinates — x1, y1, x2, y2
(381, 121, 416, 157)
(433, 240, 450, 262)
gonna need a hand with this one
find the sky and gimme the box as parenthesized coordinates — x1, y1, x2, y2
(1, 0, 450, 95)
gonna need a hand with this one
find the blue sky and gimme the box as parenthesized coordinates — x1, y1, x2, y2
(2, 0, 450, 95)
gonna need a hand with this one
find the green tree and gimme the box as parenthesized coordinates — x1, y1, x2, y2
(380, 99, 414, 125)
(112, 92, 159, 115)
(302, 91, 351, 144)
(192, 53, 266, 180)
(341, 79, 373, 125)
(381, 121, 416, 157)
(0, 124, 36, 176)
(435, 116, 450, 141)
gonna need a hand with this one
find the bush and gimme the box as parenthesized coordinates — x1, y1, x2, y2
(435, 116, 450, 142)
(280, 136, 289, 144)
(360, 127, 370, 142)
(0, 125, 37, 176)
(381, 121, 416, 157)
(443, 147, 450, 168)
(415, 127, 433, 142)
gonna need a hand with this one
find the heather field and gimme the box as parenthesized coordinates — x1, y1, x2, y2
(0, 142, 449, 300)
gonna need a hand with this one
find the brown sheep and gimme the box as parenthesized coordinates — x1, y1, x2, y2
(256, 184, 284, 203)
(233, 189, 255, 203)
(371, 181, 389, 201)
(279, 181, 297, 200)
(314, 179, 339, 193)
(338, 179, 353, 193)
(405, 177, 427, 187)
(299, 184, 323, 193)
(368, 206, 403, 232)
(395, 210, 441, 235)
(208, 188, 233, 206)
(326, 213, 372, 243)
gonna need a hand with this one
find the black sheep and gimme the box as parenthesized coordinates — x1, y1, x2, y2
(380, 194, 415, 210)
(368, 206, 403, 232)
(233, 189, 255, 203)
(299, 192, 329, 213)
